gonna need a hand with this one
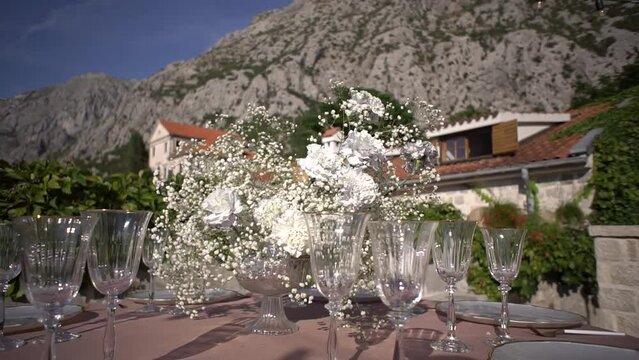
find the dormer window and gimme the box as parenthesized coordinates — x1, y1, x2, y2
(444, 137, 468, 161)
(440, 126, 493, 163)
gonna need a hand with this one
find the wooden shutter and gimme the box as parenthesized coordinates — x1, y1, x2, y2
(492, 119, 518, 155)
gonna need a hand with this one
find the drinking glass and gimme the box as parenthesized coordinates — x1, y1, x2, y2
(139, 231, 162, 313)
(304, 213, 369, 360)
(82, 209, 151, 360)
(430, 221, 476, 353)
(368, 220, 437, 360)
(13, 216, 94, 360)
(481, 227, 527, 346)
(0, 223, 24, 350)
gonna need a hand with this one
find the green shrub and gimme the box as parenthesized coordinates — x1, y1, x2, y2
(467, 200, 597, 303)
(0, 160, 164, 300)
(555, 201, 585, 226)
(410, 202, 464, 221)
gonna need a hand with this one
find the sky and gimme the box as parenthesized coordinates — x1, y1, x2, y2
(0, 0, 293, 99)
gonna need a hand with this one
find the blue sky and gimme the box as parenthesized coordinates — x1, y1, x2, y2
(0, 0, 292, 98)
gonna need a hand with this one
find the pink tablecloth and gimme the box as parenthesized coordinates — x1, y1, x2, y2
(3, 297, 638, 360)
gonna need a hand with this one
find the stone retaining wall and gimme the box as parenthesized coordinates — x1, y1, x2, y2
(589, 225, 639, 337)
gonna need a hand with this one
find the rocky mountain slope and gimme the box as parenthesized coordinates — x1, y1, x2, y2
(1, 0, 638, 162)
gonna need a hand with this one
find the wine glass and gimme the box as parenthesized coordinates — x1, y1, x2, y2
(13, 215, 94, 360)
(430, 221, 476, 353)
(82, 209, 151, 360)
(0, 223, 25, 351)
(304, 212, 369, 360)
(481, 227, 527, 346)
(368, 220, 438, 360)
(139, 231, 163, 313)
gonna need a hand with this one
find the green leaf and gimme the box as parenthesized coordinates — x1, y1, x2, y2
(8, 207, 27, 218)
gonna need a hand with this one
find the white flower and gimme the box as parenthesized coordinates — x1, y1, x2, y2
(341, 89, 385, 118)
(254, 196, 287, 230)
(400, 140, 438, 172)
(340, 130, 385, 169)
(201, 188, 244, 228)
(338, 167, 378, 211)
(271, 207, 308, 258)
(298, 144, 346, 181)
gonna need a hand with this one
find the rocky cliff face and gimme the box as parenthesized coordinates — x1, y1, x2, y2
(1, 0, 638, 162)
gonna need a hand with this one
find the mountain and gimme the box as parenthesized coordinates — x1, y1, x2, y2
(1, 0, 638, 162)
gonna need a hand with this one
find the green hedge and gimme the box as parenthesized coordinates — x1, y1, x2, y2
(0, 160, 164, 299)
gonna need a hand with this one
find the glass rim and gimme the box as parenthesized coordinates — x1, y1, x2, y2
(479, 226, 527, 230)
(81, 209, 152, 214)
(367, 220, 439, 225)
(302, 211, 369, 216)
(12, 215, 86, 221)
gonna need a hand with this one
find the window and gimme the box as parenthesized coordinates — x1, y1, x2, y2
(440, 126, 493, 163)
(444, 137, 467, 161)
(164, 142, 167, 153)
(152, 146, 155, 157)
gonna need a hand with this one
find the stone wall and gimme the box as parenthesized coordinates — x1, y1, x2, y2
(437, 156, 592, 218)
(589, 225, 639, 337)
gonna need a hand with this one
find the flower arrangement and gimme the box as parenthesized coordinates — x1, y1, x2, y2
(151, 82, 444, 317)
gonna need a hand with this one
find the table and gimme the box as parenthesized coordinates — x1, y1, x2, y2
(3, 297, 638, 360)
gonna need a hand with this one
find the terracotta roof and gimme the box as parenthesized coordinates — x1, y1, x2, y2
(160, 119, 225, 145)
(323, 127, 342, 137)
(435, 103, 613, 176)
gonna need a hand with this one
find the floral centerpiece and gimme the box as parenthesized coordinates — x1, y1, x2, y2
(151, 81, 444, 317)
(295, 81, 444, 297)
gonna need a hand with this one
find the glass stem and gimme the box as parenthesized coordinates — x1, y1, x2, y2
(104, 295, 118, 360)
(325, 300, 341, 360)
(328, 315, 338, 360)
(445, 283, 457, 341)
(0, 287, 6, 336)
(499, 283, 511, 338)
(42, 312, 56, 360)
(149, 272, 155, 305)
(394, 325, 406, 360)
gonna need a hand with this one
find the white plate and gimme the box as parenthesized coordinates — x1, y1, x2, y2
(435, 300, 585, 329)
(490, 340, 639, 360)
(5, 304, 83, 333)
(306, 288, 380, 303)
(127, 288, 242, 305)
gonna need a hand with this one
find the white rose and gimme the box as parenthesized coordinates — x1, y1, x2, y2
(400, 140, 438, 172)
(340, 130, 386, 169)
(341, 89, 385, 119)
(271, 207, 308, 258)
(201, 188, 244, 228)
(338, 167, 378, 211)
(298, 144, 346, 181)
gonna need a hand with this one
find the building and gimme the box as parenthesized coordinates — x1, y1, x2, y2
(148, 119, 225, 179)
(149, 106, 608, 217)
(428, 106, 610, 218)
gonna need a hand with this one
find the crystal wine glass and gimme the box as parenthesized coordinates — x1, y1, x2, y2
(368, 220, 438, 360)
(139, 231, 162, 313)
(13, 215, 94, 360)
(304, 212, 369, 360)
(0, 223, 24, 351)
(430, 221, 476, 353)
(481, 227, 527, 346)
(82, 209, 151, 360)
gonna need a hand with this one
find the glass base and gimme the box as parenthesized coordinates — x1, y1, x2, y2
(0, 335, 25, 350)
(486, 334, 514, 347)
(248, 296, 298, 336)
(32, 329, 80, 344)
(138, 302, 162, 313)
(431, 338, 471, 353)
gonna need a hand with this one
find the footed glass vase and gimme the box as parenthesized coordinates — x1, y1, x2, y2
(236, 248, 306, 335)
